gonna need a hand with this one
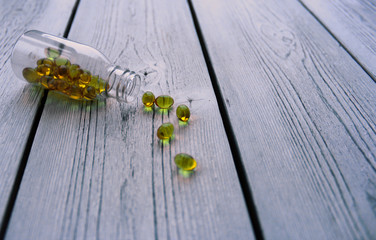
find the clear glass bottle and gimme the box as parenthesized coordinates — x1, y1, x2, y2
(11, 30, 141, 102)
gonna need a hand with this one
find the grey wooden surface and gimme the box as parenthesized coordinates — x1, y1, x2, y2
(300, 0, 376, 79)
(1, 0, 376, 239)
(4, 0, 255, 239)
(191, 0, 376, 239)
(0, 0, 76, 228)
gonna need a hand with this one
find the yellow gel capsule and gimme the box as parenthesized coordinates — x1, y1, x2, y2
(176, 104, 190, 122)
(36, 64, 52, 76)
(56, 65, 69, 79)
(40, 75, 53, 89)
(55, 79, 69, 91)
(155, 95, 174, 109)
(22, 68, 40, 83)
(83, 86, 97, 100)
(174, 153, 197, 171)
(54, 57, 71, 67)
(68, 64, 82, 79)
(45, 47, 60, 59)
(68, 85, 83, 100)
(142, 91, 155, 107)
(79, 71, 91, 87)
(37, 58, 54, 66)
(157, 122, 174, 140)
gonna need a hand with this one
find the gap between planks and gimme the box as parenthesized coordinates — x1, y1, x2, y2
(297, 0, 376, 83)
(0, 0, 81, 238)
(186, 0, 265, 239)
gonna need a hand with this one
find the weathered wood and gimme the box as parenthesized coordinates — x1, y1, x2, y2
(0, 0, 76, 227)
(300, 0, 376, 79)
(190, 0, 376, 239)
(5, 0, 255, 239)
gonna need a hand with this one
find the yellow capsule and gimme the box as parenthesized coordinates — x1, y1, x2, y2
(45, 47, 60, 59)
(83, 86, 97, 100)
(142, 91, 155, 107)
(157, 123, 174, 140)
(68, 85, 83, 100)
(174, 153, 197, 171)
(155, 95, 174, 109)
(37, 58, 54, 66)
(55, 79, 70, 91)
(68, 64, 82, 79)
(47, 78, 59, 90)
(79, 71, 91, 87)
(22, 68, 40, 83)
(36, 64, 52, 76)
(40, 75, 53, 89)
(54, 57, 71, 67)
(56, 65, 69, 79)
(176, 104, 190, 122)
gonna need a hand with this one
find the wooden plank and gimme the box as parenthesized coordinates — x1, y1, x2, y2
(190, 0, 376, 239)
(5, 0, 255, 239)
(0, 0, 76, 227)
(299, 0, 376, 79)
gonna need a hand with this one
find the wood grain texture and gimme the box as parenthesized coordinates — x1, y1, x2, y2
(190, 0, 376, 239)
(300, 0, 376, 79)
(0, 0, 76, 226)
(5, 0, 255, 239)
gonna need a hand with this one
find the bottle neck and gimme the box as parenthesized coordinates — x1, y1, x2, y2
(104, 65, 141, 102)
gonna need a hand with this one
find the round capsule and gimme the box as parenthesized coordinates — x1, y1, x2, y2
(36, 64, 52, 76)
(174, 153, 197, 171)
(79, 71, 91, 87)
(22, 68, 40, 83)
(176, 104, 190, 122)
(37, 58, 54, 66)
(68, 85, 84, 100)
(155, 95, 174, 109)
(45, 47, 60, 59)
(142, 91, 155, 107)
(68, 64, 82, 79)
(54, 57, 71, 67)
(40, 75, 53, 89)
(157, 122, 174, 140)
(56, 65, 69, 79)
(83, 86, 97, 100)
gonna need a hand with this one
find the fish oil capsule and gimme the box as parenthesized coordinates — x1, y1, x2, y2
(68, 64, 82, 79)
(68, 85, 83, 100)
(22, 68, 40, 83)
(36, 64, 52, 76)
(54, 57, 71, 66)
(155, 95, 174, 109)
(45, 47, 61, 59)
(37, 58, 54, 66)
(174, 153, 197, 171)
(83, 86, 97, 100)
(55, 79, 69, 91)
(47, 78, 59, 90)
(40, 75, 53, 89)
(56, 65, 68, 79)
(79, 71, 91, 87)
(157, 123, 174, 140)
(142, 91, 155, 107)
(176, 104, 190, 122)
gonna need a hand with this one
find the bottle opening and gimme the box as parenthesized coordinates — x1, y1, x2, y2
(107, 66, 141, 102)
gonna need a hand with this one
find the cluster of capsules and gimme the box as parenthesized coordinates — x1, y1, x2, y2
(22, 57, 107, 100)
(142, 91, 197, 171)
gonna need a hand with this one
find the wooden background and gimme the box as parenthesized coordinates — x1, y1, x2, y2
(0, 0, 375, 239)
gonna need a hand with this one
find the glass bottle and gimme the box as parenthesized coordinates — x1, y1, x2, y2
(11, 30, 141, 102)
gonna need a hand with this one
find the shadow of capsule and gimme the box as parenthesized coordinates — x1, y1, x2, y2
(178, 169, 195, 177)
(143, 105, 154, 114)
(158, 134, 175, 146)
(156, 107, 172, 115)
